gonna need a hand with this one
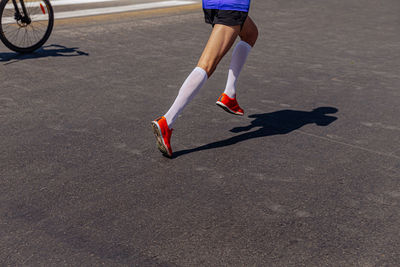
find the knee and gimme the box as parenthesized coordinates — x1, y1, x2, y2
(197, 60, 218, 78)
(241, 27, 258, 47)
(251, 26, 259, 46)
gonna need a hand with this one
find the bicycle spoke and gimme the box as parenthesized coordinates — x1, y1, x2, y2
(30, 23, 43, 43)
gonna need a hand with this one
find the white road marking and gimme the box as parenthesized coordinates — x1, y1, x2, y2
(6, 0, 117, 9)
(55, 0, 197, 19)
(2, 0, 197, 23)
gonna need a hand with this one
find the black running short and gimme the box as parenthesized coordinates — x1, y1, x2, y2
(203, 9, 248, 28)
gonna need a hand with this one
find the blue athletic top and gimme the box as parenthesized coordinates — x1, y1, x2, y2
(202, 0, 251, 12)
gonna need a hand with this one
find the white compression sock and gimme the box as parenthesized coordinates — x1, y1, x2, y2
(223, 41, 252, 98)
(164, 67, 208, 128)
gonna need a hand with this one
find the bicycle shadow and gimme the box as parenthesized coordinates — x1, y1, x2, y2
(172, 107, 338, 158)
(0, 44, 89, 62)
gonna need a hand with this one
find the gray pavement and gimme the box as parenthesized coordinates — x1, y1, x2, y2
(1, 0, 400, 266)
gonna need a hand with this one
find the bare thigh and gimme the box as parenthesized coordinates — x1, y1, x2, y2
(239, 16, 258, 47)
(197, 24, 240, 77)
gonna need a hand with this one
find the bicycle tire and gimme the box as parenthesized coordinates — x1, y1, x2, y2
(0, 0, 54, 53)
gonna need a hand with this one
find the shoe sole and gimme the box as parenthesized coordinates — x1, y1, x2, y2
(151, 121, 172, 158)
(216, 101, 244, 116)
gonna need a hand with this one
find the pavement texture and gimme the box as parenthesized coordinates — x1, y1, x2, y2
(1, 0, 400, 266)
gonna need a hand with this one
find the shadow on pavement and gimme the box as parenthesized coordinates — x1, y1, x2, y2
(173, 107, 338, 158)
(0, 44, 89, 62)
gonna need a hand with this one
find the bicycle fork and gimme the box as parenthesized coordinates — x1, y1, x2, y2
(12, 0, 31, 25)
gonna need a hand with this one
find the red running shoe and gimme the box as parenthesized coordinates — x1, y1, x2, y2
(216, 93, 244, 116)
(151, 116, 173, 158)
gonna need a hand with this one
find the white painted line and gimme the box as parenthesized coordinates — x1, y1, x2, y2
(55, 0, 197, 19)
(50, 0, 116, 5)
(6, 0, 117, 9)
(2, 0, 197, 23)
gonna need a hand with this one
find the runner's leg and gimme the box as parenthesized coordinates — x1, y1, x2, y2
(164, 67, 207, 127)
(197, 24, 241, 77)
(239, 17, 258, 47)
(163, 24, 240, 128)
(224, 17, 258, 98)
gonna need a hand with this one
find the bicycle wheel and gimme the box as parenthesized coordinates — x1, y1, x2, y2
(0, 0, 53, 53)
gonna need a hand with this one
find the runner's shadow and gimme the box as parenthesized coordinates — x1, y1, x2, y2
(0, 44, 89, 62)
(173, 107, 338, 158)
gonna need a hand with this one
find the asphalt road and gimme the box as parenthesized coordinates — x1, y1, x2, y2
(1, 0, 400, 266)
